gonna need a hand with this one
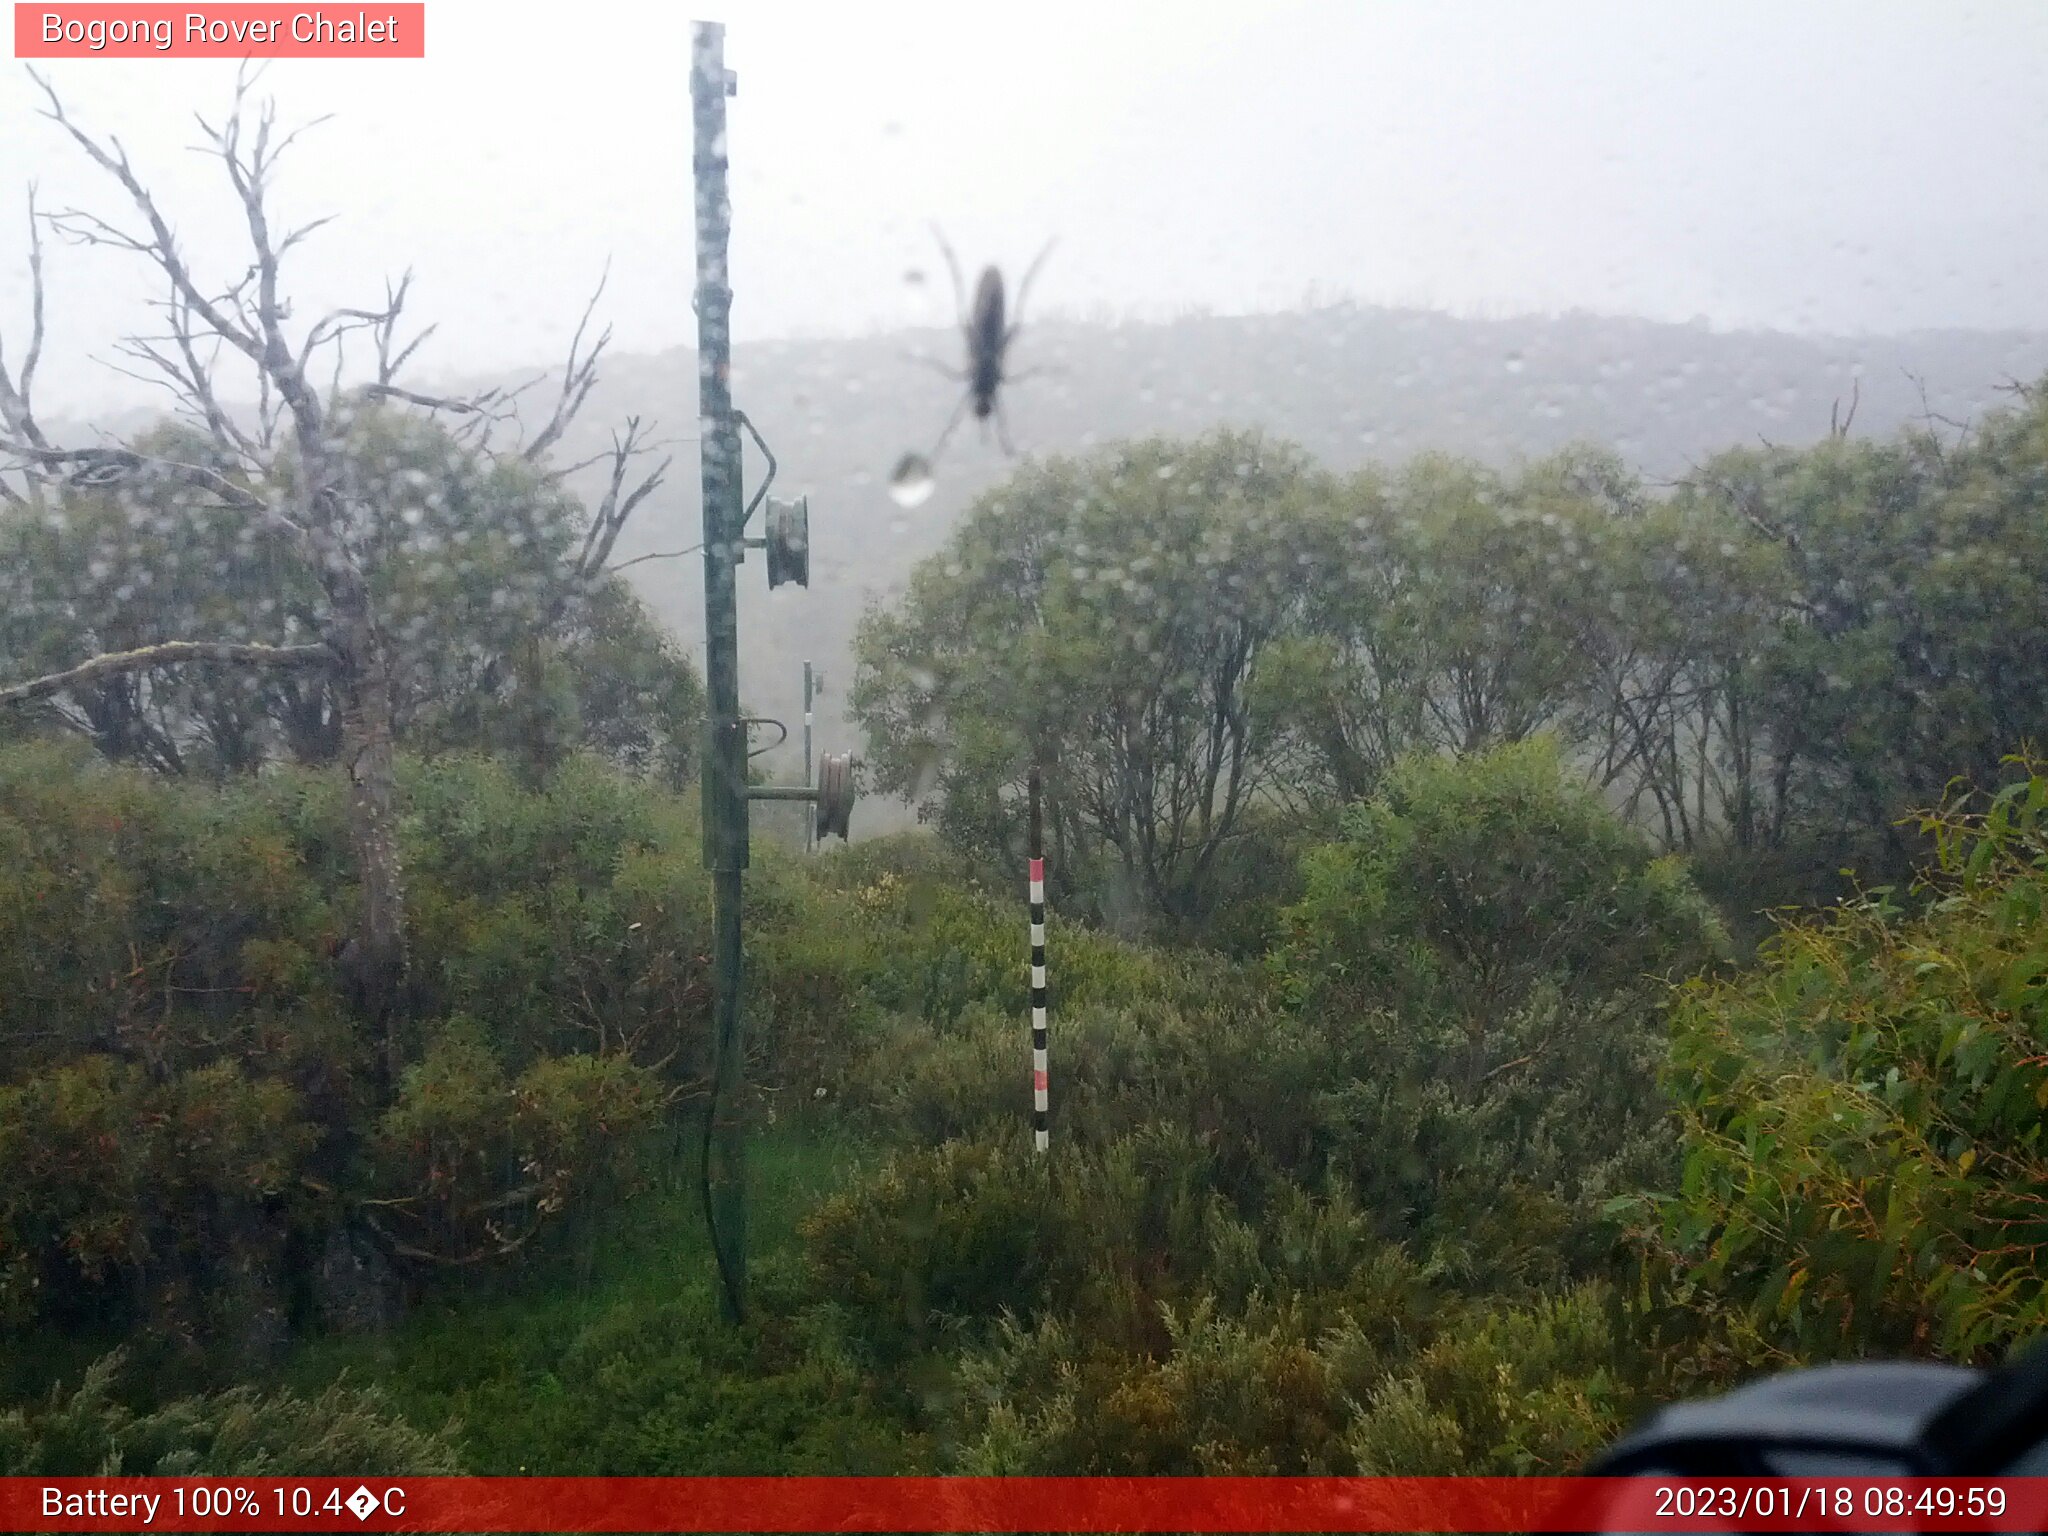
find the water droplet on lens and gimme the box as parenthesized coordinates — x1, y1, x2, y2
(889, 453, 936, 508)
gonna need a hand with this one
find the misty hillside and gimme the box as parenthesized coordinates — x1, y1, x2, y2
(509, 304, 2048, 832)
(48, 303, 2048, 834)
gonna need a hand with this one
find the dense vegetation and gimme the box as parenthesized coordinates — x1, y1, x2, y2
(859, 385, 2048, 947)
(6, 379, 2048, 1477)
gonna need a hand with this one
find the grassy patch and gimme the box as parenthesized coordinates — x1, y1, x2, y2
(282, 1124, 926, 1473)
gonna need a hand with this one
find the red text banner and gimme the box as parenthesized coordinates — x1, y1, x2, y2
(4, 1476, 2048, 1532)
(15, 5, 424, 58)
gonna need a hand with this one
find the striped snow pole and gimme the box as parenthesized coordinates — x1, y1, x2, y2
(1028, 766, 1049, 1153)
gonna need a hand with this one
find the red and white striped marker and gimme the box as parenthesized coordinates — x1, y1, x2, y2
(1028, 767, 1048, 1153)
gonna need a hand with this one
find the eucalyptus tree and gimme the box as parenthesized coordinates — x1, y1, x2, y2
(855, 429, 1322, 934)
(0, 72, 672, 1045)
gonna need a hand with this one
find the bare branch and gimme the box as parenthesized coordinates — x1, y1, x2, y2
(493, 370, 553, 409)
(19, 187, 44, 414)
(1829, 377, 1859, 440)
(607, 542, 705, 575)
(302, 305, 387, 358)
(575, 417, 670, 581)
(0, 185, 50, 457)
(0, 640, 331, 709)
(1901, 366, 1971, 451)
(327, 326, 346, 403)
(274, 211, 337, 259)
(593, 462, 670, 570)
(522, 263, 612, 464)
(98, 347, 194, 403)
(0, 443, 317, 562)
(358, 382, 488, 414)
(372, 271, 430, 385)
(384, 323, 435, 380)
(30, 68, 266, 367)
(549, 445, 625, 480)
(357, 1208, 538, 1268)
(40, 202, 155, 257)
(178, 75, 355, 530)
(164, 288, 258, 458)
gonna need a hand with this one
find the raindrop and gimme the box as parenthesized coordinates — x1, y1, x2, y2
(1505, 353, 1526, 375)
(889, 454, 936, 508)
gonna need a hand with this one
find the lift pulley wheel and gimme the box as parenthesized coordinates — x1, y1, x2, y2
(815, 751, 854, 840)
(765, 496, 809, 590)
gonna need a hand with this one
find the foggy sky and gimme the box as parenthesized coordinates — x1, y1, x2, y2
(3, 0, 2046, 419)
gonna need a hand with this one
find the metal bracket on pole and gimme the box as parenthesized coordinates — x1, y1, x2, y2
(747, 751, 855, 840)
(736, 411, 778, 536)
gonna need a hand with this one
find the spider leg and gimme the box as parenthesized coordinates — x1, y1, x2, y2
(930, 224, 969, 328)
(1011, 237, 1057, 324)
(995, 397, 1018, 457)
(927, 391, 972, 463)
(904, 349, 968, 382)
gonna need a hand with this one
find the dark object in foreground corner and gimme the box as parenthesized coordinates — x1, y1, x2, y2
(1591, 1340, 2048, 1478)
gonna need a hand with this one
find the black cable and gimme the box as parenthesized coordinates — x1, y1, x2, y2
(698, 1057, 747, 1323)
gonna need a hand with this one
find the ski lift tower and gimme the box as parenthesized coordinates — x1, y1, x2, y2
(691, 19, 854, 1324)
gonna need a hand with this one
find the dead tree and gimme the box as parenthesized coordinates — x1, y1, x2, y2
(0, 69, 665, 1062)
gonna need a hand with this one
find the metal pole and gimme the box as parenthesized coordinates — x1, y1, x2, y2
(803, 659, 815, 853)
(1028, 767, 1048, 1153)
(692, 19, 748, 1324)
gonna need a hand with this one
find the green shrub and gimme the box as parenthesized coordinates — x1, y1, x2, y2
(368, 1023, 662, 1265)
(1276, 738, 1727, 1032)
(839, 984, 1346, 1228)
(416, 1278, 919, 1474)
(1346, 1286, 1630, 1474)
(801, 1120, 1248, 1367)
(808, 831, 974, 896)
(1652, 761, 2048, 1363)
(0, 1057, 315, 1343)
(1276, 740, 1728, 1267)
(0, 744, 728, 1352)
(950, 1299, 1347, 1474)
(0, 1352, 462, 1475)
(944, 1269, 1630, 1476)
(0, 739, 342, 1084)
(801, 1135, 1069, 1362)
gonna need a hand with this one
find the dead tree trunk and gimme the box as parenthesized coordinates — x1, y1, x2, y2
(2, 70, 667, 1059)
